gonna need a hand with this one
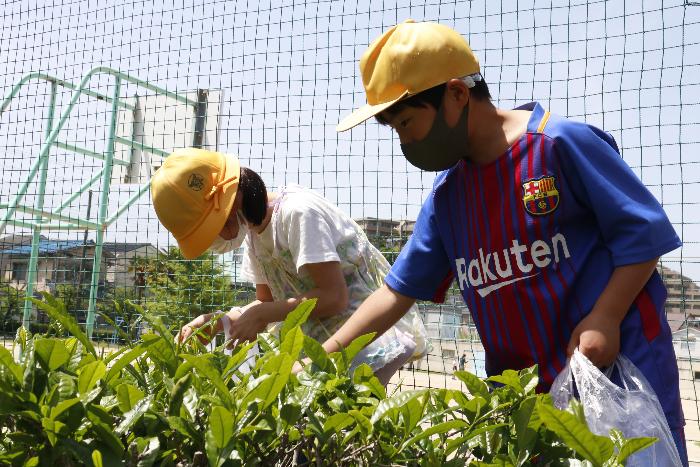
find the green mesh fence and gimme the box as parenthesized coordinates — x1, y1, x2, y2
(1, 0, 700, 460)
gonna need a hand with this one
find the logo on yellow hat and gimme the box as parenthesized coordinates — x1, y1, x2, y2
(187, 173, 204, 191)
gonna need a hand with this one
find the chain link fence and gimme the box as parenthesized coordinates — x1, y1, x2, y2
(1, 0, 699, 461)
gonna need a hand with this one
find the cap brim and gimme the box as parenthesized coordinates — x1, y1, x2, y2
(336, 91, 409, 132)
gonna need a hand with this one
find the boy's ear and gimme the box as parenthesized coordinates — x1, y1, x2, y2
(445, 78, 471, 106)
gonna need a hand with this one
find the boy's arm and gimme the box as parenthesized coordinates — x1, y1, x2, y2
(567, 257, 659, 367)
(321, 283, 416, 354)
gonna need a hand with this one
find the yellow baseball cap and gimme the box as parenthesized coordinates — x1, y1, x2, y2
(150, 148, 240, 259)
(337, 20, 480, 132)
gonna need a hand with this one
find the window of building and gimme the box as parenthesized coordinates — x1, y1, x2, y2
(11, 261, 28, 281)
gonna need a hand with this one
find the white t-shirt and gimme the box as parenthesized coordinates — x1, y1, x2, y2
(241, 185, 358, 283)
(241, 185, 429, 370)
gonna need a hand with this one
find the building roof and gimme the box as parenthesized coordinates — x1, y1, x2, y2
(672, 327, 700, 339)
(0, 234, 47, 250)
(0, 239, 94, 256)
(101, 242, 157, 255)
(666, 312, 687, 332)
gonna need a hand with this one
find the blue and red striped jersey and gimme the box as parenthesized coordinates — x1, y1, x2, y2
(386, 102, 684, 429)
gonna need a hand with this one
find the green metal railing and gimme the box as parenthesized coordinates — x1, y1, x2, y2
(0, 67, 202, 337)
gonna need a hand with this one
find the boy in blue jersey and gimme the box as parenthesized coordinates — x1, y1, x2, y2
(317, 20, 688, 463)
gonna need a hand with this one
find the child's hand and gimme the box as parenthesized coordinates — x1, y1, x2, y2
(292, 357, 311, 375)
(177, 313, 222, 345)
(227, 302, 267, 343)
(566, 312, 620, 368)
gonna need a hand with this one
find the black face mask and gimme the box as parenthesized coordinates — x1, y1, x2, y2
(400, 103, 470, 171)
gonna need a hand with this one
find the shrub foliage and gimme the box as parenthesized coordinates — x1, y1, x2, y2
(0, 293, 655, 466)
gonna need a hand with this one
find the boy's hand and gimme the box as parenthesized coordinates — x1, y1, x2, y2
(566, 312, 620, 368)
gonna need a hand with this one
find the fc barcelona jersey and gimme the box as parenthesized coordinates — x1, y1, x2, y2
(386, 102, 684, 428)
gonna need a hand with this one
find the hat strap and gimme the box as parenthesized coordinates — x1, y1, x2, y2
(205, 175, 238, 210)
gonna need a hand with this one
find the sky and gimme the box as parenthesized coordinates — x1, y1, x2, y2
(1, 0, 700, 279)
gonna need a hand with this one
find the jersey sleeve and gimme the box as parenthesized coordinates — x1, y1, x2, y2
(280, 199, 340, 273)
(385, 192, 454, 302)
(553, 121, 681, 266)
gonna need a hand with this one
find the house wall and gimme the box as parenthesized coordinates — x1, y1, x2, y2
(1, 246, 108, 293)
(105, 245, 159, 287)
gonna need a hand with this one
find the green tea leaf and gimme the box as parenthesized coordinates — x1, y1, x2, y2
(41, 417, 65, 446)
(538, 402, 614, 466)
(167, 373, 192, 417)
(287, 380, 322, 413)
(91, 450, 103, 467)
(488, 369, 523, 393)
(142, 333, 177, 376)
(280, 326, 304, 360)
(0, 346, 23, 384)
(349, 409, 372, 435)
(512, 396, 538, 456)
(115, 395, 152, 435)
(302, 335, 332, 371)
(609, 428, 625, 450)
(115, 383, 145, 413)
(207, 406, 234, 465)
(29, 293, 96, 356)
(323, 412, 354, 434)
(104, 345, 145, 383)
(455, 370, 489, 398)
(519, 366, 539, 394)
(255, 354, 293, 408)
(87, 410, 125, 455)
(445, 423, 509, 456)
(616, 437, 658, 464)
(341, 332, 376, 367)
(15, 326, 29, 355)
(167, 415, 201, 442)
(370, 389, 428, 424)
(401, 396, 425, 436)
(34, 338, 70, 371)
(78, 360, 106, 395)
(352, 363, 386, 399)
(280, 403, 302, 425)
(50, 397, 80, 420)
(401, 419, 469, 450)
(136, 437, 160, 467)
(280, 298, 316, 342)
(181, 354, 231, 404)
(209, 406, 233, 448)
(222, 341, 256, 378)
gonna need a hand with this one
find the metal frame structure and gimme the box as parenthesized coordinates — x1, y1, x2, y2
(0, 67, 209, 337)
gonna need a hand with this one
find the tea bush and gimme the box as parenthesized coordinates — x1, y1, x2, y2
(0, 293, 655, 466)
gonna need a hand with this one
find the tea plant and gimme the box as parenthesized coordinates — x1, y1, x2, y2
(0, 293, 655, 466)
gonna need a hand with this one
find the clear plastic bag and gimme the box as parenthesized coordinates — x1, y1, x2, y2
(393, 306, 431, 360)
(550, 349, 682, 467)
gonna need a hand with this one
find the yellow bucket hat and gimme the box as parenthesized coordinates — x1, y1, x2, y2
(150, 148, 240, 259)
(337, 20, 480, 132)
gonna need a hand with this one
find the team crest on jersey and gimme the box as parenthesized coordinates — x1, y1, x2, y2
(522, 176, 559, 216)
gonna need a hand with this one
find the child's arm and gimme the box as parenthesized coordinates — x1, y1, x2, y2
(227, 261, 350, 342)
(179, 261, 350, 344)
(566, 257, 659, 367)
(319, 283, 416, 355)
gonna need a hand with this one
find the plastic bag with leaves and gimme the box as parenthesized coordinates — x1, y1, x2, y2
(550, 349, 682, 467)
